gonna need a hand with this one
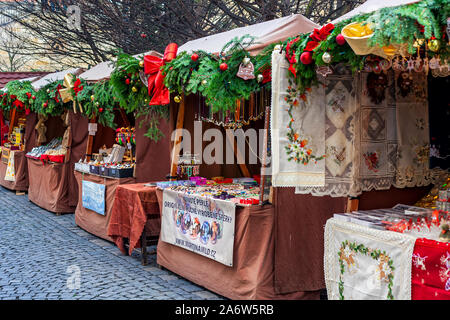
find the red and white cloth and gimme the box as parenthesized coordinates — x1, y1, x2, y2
(412, 238, 450, 300)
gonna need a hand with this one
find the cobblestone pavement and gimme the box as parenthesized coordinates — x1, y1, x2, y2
(0, 187, 223, 300)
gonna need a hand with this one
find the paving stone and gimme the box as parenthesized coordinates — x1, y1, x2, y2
(0, 187, 225, 300)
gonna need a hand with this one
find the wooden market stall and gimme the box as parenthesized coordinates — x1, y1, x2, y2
(25, 68, 88, 214)
(0, 73, 49, 192)
(73, 53, 173, 241)
(152, 14, 342, 300)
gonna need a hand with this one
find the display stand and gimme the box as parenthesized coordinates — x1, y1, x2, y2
(0, 149, 29, 192)
(74, 170, 135, 241)
(26, 111, 87, 214)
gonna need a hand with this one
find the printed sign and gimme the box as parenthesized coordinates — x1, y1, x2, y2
(82, 180, 105, 215)
(161, 189, 236, 266)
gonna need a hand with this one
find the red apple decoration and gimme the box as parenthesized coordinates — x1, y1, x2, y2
(300, 51, 313, 65)
(191, 53, 199, 61)
(219, 62, 228, 71)
(336, 34, 346, 45)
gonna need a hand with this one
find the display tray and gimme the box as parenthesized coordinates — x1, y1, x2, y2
(108, 167, 134, 178)
(74, 169, 127, 180)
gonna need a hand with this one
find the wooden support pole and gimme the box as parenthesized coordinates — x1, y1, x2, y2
(346, 197, 359, 213)
(170, 94, 185, 179)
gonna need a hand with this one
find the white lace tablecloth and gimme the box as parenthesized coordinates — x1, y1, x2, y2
(324, 217, 416, 300)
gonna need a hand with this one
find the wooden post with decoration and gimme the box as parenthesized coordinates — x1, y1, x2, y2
(170, 93, 185, 180)
(85, 117, 97, 162)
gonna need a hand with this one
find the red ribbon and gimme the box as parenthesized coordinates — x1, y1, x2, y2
(144, 43, 178, 106)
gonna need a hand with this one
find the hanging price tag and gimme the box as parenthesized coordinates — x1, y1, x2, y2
(88, 123, 98, 136)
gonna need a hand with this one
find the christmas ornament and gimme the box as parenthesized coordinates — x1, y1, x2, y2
(336, 34, 346, 45)
(428, 39, 440, 52)
(397, 71, 413, 97)
(98, 108, 103, 113)
(174, 95, 182, 103)
(322, 52, 332, 64)
(32, 96, 36, 100)
(257, 74, 264, 83)
(367, 72, 388, 104)
(429, 57, 441, 69)
(141, 33, 147, 38)
(236, 59, 255, 80)
(139, 60, 144, 68)
(316, 65, 333, 77)
(132, 86, 138, 93)
(125, 78, 130, 85)
(90, 95, 95, 101)
(219, 63, 228, 71)
(242, 57, 251, 66)
(47, 89, 50, 93)
(274, 44, 281, 51)
(191, 53, 199, 62)
(43, 102, 48, 108)
(201, 79, 208, 85)
(300, 51, 313, 65)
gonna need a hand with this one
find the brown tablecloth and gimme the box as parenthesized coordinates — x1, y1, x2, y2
(107, 183, 161, 255)
(74, 170, 135, 241)
(155, 188, 318, 300)
(0, 150, 28, 191)
(27, 158, 75, 213)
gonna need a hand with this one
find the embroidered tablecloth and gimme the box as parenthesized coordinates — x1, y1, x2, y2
(324, 217, 416, 300)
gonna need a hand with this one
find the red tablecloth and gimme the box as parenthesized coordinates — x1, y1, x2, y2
(412, 238, 450, 300)
(107, 183, 160, 255)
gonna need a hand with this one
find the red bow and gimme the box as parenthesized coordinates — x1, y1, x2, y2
(144, 43, 178, 106)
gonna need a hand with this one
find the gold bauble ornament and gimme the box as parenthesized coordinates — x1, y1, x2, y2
(428, 39, 440, 52)
(174, 95, 182, 103)
(322, 52, 332, 64)
(139, 60, 145, 68)
(131, 86, 138, 93)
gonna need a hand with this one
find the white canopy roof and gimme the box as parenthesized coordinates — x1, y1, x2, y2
(332, 0, 422, 24)
(178, 14, 319, 55)
(31, 68, 83, 90)
(78, 50, 163, 82)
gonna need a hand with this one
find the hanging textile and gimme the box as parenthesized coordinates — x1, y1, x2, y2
(292, 68, 434, 197)
(271, 49, 326, 187)
(4, 151, 15, 182)
(296, 74, 359, 196)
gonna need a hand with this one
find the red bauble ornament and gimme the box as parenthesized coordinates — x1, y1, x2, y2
(300, 51, 313, 65)
(141, 33, 147, 38)
(32, 96, 36, 100)
(336, 34, 346, 45)
(219, 62, 228, 71)
(99, 108, 104, 113)
(191, 53, 199, 61)
(43, 102, 48, 108)
(125, 78, 130, 85)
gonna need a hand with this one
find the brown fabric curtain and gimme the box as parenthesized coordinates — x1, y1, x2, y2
(0, 150, 28, 191)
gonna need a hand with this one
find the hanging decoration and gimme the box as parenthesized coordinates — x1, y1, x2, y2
(236, 56, 255, 80)
(366, 72, 388, 104)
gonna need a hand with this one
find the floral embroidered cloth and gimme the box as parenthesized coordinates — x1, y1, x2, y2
(292, 68, 433, 196)
(412, 238, 450, 300)
(271, 49, 326, 187)
(324, 217, 416, 300)
(4, 151, 15, 182)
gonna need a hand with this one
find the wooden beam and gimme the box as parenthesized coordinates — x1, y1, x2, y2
(170, 94, 185, 179)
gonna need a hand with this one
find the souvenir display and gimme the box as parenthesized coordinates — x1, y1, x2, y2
(26, 137, 66, 163)
(176, 153, 200, 179)
(163, 178, 261, 205)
